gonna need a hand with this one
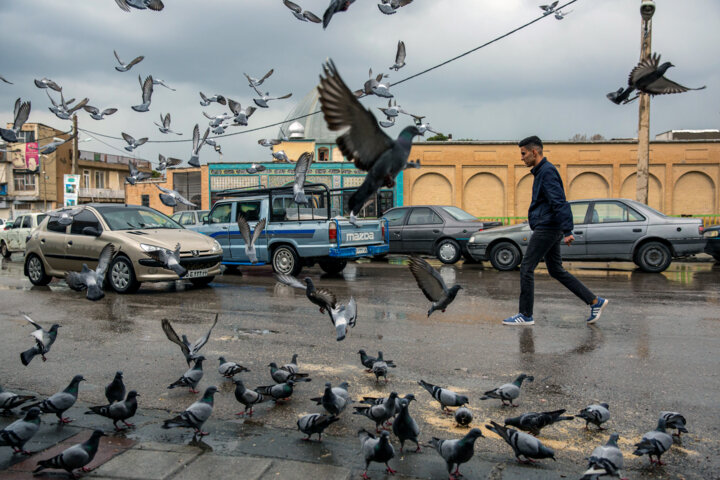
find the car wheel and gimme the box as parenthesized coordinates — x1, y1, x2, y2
(319, 259, 347, 275)
(25, 254, 51, 286)
(635, 241, 672, 273)
(436, 239, 461, 264)
(1, 242, 10, 258)
(489, 242, 521, 271)
(272, 245, 301, 276)
(190, 276, 214, 288)
(107, 256, 140, 293)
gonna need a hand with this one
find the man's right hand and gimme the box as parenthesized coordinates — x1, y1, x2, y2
(563, 235, 575, 246)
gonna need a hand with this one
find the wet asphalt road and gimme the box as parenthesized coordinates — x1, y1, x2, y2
(0, 254, 718, 479)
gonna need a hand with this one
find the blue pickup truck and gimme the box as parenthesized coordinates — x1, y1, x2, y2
(188, 184, 389, 276)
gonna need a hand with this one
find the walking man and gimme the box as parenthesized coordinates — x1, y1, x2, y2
(503, 136, 608, 326)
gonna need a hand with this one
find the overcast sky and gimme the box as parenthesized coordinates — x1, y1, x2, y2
(1, 0, 717, 168)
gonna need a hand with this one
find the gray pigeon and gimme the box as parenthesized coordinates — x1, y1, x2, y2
(284, 0, 322, 23)
(157, 154, 182, 171)
(152, 78, 175, 90)
(360, 393, 413, 419)
(430, 428, 484, 478)
(33, 429, 105, 478)
(255, 380, 295, 402)
(539, 1, 558, 15)
(455, 407, 473, 427)
(393, 398, 421, 452)
(0, 385, 36, 415)
(131, 75, 153, 112)
(358, 349, 396, 371)
(116, 0, 164, 12)
(408, 256, 462, 316)
(282, 353, 302, 375)
(310, 382, 350, 415)
(577, 403, 611, 430)
(353, 392, 398, 432)
(227, 98, 256, 126)
(0, 74, 11, 84)
(353, 68, 387, 97)
(189, 124, 209, 167)
(218, 357, 249, 378)
(143, 243, 187, 277)
(199, 92, 226, 107)
(0, 407, 41, 455)
(47, 207, 84, 227)
(86, 390, 138, 431)
(155, 184, 196, 208)
(370, 352, 391, 383)
(581, 433, 625, 480)
(126, 160, 151, 185)
(155, 113, 182, 134)
(318, 60, 422, 225)
(293, 151, 314, 205)
(38, 135, 76, 155)
(633, 418, 673, 465)
(329, 296, 357, 341)
(162, 315, 218, 366)
(65, 243, 115, 301)
(34, 77, 61, 91)
(0, 98, 31, 143)
(162, 386, 217, 437)
(268, 362, 310, 384)
(480, 373, 534, 407)
(22, 375, 84, 424)
(359, 429, 396, 477)
(237, 215, 266, 264)
(272, 150, 290, 162)
(390, 40, 406, 70)
(252, 85, 292, 108)
(504, 409, 574, 436)
(486, 420, 556, 463)
(323, 0, 356, 29)
(244, 69, 274, 87)
(105, 371, 126, 404)
(233, 379, 270, 416)
(20, 314, 61, 366)
(203, 111, 233, 127)
(378, 0, 413, 15)
(418, 379, 468, 414)
(258, 138, 281, 148)
(114, 49, 144, 72)
(275, 274, 337, 315)
(297, 414, 339, 441)
(47, 92, 88, 121)
(121, 132, 148, 152)
(246, 163, 266, 174)
(659, 411, 688, 437)
(168, 356, 205, 393)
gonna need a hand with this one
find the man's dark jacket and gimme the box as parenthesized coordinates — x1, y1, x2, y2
(528, 158, 574, 236)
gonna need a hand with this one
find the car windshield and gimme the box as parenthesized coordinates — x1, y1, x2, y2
(441, 206, 478, 221)
(98, 205, 183, 230)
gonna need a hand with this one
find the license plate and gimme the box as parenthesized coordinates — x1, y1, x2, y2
(186, 269, 208, 278)
(355, 247, 368, 255)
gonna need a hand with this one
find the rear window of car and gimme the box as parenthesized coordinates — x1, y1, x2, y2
(441, 206, 478, 221)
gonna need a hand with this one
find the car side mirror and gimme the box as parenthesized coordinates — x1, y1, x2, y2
(202, 215, 209, 224)
(82, 226, 101, 237)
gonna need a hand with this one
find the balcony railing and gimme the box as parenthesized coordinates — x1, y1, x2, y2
(78, 188, 125, 199)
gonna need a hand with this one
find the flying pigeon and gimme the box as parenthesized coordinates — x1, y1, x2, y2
(390, 40, 406, 70)
(121, 132, 148, 152)
(486, 420, 556, 463)
(218, 357, 249, 378)
(408, 256, 462, 316)
(275, 274, 336, 314)
(0, 407, 41, 455)
(126, 160, 151, 185)
(297, 414, 339, 441)
(370, 351, 391, 383)
(233, 379, 270, 416)
(659, 411, 688, 437)
(155, 112, 182, 135)
(152, 77, 175, 90)
(162, 314, 219, 366)
(354, 68, 388, 97)
(0, 384, 36, 415)
(329, 296, 357, 341)
(633, 418, 673, 465)
(65, 243, 115, 301)
(246, 163, 266, 174)
(0, 74, 11, 84)
(258, 138, 281, 149)
(430, 428, 484, 479)
(105, 371, 126, 404)
(418, 379, 469, 414)
(157, 154, 182, 171)
(199, 92, 226, 107)
(114, 49, 144, 72)
(162, 386, 217, 437)
(378, 0, 413, 15)
(33, 429, 105, 478)
(358, 429, 396, 478)
(22, 375, 84, 424)
(272, 150, 290, 162)
(47, 91, 88, 120)
(393, 398, 421, 452)
(323, 0, 356, 29)
(47, 206, 84, 226)
(293, 151, 313, 205)
(378, 99, 403, 120)
(168, 356, 205, 393)
(227, 99, 257, 126)
(284, 0, 322, 23)
(211, 123, 231, 135)
(455, 407, 473, 427)
(255, 380, 295, 402)
(203, 111, 233, 128)
(115, 0, 164, 11)
(310, 382, 350, 415)
(504, 409, 574, 436)
(353, 392, 397, 432)
(189, 124, 209, 167)
(480, 373, 534, 407)
(244, 69, 274, 87)
(318, 60, 421, 224)
(0, 98, 31, 143)
(85, 390, 138, 431)
(33, 77, 61, 91)
(554, 9, 572, 19)
(132, 75, 154, 112)
(358, 349, 396, 372)
(577, 403, 611, 430)
(20, 315, 60, 366)
(581, 434, 626, 480)
(142, 243, 186, 277)
(237, 215, 266, 264)
(539, 1, 559, 15)
(204, 138, 222, 155)
(155, 184, 196, 208)
(268, 362, 310, 384)
(83, 105, 117, 120)
(252, 85, 292, 108)
(379, 118, 395, 129)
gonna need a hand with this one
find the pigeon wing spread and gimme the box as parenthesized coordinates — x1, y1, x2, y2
(161, 319, 191, 358)
(408, 256, 447, 302)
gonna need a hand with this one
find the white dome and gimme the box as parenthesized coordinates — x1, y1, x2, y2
(288, 121, 305, 138)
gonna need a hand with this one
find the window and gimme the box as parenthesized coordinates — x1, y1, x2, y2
(570, 202, 590, 224)
(70, 210, 102, 235)
(236, 201, 262, 222)
(173, 172, 202, 212)
(12, 216, 24, 229)
(82, 170, 90, 189)
(318, 147, 330, 162)
(141, 195, 150, 207)
(591, 202, 645, 224)
(97, 205, 181, 230)
(441, 206, 477, 221)
(407, 207, 443, 225)
(383, 208, 408, 227)
(208, 203, 232, 224)
(16, 131, 35, 143)
(22, 216, 33, 228)
(94, 171, 105, 189)
(47, 218, 67, 233)
(13, 174, 36, 191)
(179, 212, 195, 225)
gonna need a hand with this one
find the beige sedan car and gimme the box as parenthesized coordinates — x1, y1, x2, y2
(24, 203, 223, 293)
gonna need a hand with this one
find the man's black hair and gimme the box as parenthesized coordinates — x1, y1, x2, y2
(518, 135, 543, 151)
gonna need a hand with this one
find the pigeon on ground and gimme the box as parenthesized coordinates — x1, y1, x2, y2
(418, 379, 469, 414)
(486, 420, 556, 463)
(539, 1, 559, 15)
(359, 429, 396, 478)
(162, 386, 217, 437)
(227, 99, 256, 126)
(633, 418, 673, 466)
(293, 151, 314, 205)
(143, 243, 187, 277)
(480, 373, 534, 407)
(65, 243, 115, 301)
(358, 349, 396, 372)
(131, 75, 153, 112)
(577, 403, 611, 430)
(114, 49, 144, 72)
(244, 69, 274, 87)
(370, 351, 391, 383)
(125, 160, 151, 185)
(297, 414, 339, 441)
(85, 390, 138, 431)
(218, 357, 249, 378)
(105, 371, 126, 404)
(430, 428, 484, 479)
(393, 398, 421, 452)
(199, 92, 226, 107)
(233, 379, 269, 416)
(152, 77, 175, 90)
(168, 356, 206, 393)
(157, 154, 182, 171)
(275, 274, 336, 314)
(161, 314, 218, 365)
(155, 184, 196, 208)
(310, 382, 350, 415)
(259, 138, 281, 149)
(237, 215, 266, 264)
(360, 393, 413, 419)
(121, 132, 148, 152)
(22, 375, 84, 424)
(378, 0, 413, 15)
(47, 207, 84, 226)
(246, 163, 266, 174)
(323, 0, 356, 29)
(389, 40, 406, 70)
(284, 0, 322, 23)
(34, 77, 61, 91)
(20, 315, 60, 366)
(255, 380, 295, 402)
(504, 409, 574, 436)
(455, 407, 473, 427)
(189, 124, 209, 167)
(318, 60, 420, 224)
(272, 150, 290, 162)
(83, 105, 117, 120)
(353, 392, 397, 432)
(581, 434, 626, 480)
(408, 256, 462, 317)
(282, 353, 302, 375)
(0, 98, 31, 143)
(115, 0, 164, 12)
(0, 385, 36, 415)
(33, 429, 105, 479)
(155, 112, 182, 135)
(268, 362, 310, 384)
(252, 85, 292, 108)
(659, 411, 688, 437)
(0, 407, 41, 455)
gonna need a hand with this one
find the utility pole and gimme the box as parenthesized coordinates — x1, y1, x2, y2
(636, 0, 656, 205)
(71, 114, 78, 175)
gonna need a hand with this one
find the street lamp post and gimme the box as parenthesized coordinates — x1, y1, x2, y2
(636, 0, 656, 205)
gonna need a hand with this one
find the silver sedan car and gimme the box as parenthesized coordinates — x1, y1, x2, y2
(466, 198, 705, 273)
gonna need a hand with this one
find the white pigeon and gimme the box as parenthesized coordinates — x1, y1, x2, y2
(237, 216, 266, 264)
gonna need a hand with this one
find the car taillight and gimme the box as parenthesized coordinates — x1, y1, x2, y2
(381, 224, 385, 240)
(699, 225, 704, 235)
(329, 222, 337, 243)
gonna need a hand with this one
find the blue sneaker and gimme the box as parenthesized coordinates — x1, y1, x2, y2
(586, 297, 608, 324)
(502, 313, 534, 326)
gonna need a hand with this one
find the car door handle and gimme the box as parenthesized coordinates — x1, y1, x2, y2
(40, 239, 45, 243)
(67, 241, 73, 246)
(633, 228, 642, 233)
(574, 230, 583, 235)
(432, 229, 440, 233)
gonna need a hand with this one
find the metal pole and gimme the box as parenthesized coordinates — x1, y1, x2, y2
(71, 114, 78, 175)
(636, 2, 654, 205)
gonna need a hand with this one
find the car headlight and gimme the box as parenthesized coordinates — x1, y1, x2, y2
(210, 240, 222, 252)
(469, 236, 477, 244)
(140, 243, 163, 252)
(705, 230, 719, 238)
